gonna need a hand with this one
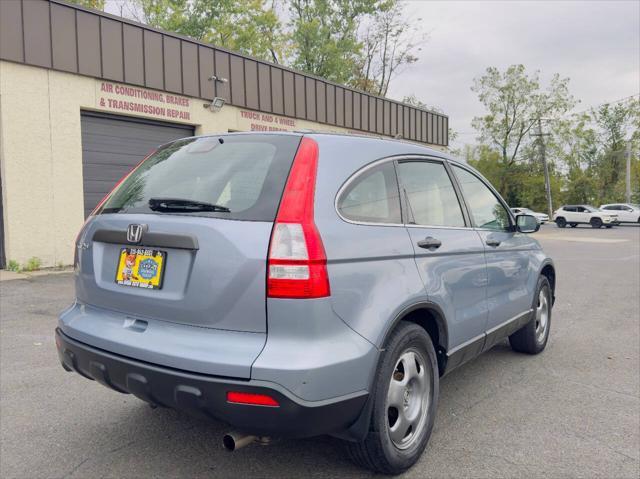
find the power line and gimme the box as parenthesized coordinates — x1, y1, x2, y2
(561, 93, 639, 118)
(454, 93, 639, 140)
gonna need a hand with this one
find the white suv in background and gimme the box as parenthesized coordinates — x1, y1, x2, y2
(600, 204, 640, 224)
(553, 205, 618, 228)
(511, 207, 549, 224)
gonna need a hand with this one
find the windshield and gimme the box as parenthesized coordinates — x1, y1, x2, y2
(583, 205, 599, 212)
(96, 134, 301, 221)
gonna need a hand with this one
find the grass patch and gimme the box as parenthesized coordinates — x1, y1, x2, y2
(23, 257, 42, 272)
(7, 260, 21, 272)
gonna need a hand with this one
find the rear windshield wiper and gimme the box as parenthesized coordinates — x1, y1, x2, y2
(148, 198, 231, 213)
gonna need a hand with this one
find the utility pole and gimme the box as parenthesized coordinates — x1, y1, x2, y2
(532, 119, 553, 217)
(625, 141, 632, 203)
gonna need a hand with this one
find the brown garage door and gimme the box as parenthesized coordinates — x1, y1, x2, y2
(80, 112, 195, 217)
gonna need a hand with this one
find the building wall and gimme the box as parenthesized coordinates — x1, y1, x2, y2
(0, 0, 448, 148)
(1, 61, 443, 268)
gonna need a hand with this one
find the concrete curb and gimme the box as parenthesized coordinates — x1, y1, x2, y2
(0, 268, 73, 282)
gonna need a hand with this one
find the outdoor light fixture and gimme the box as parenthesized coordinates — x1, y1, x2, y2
(204, 97, 226, 112)
(208, 75, 228, 83)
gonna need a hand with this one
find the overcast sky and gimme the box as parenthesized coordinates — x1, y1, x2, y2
(391, 0, 640, 146)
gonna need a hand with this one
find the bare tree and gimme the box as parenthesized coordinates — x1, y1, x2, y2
(353, 2, 425, 96)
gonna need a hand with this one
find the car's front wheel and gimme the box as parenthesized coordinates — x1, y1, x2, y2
(555, 217, 566, 228)
(509, 276, 552, 354)
(346, 322, 438, 475)
(590, 217, 603, 228)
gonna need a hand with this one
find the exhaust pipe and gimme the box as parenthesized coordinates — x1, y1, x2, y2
(222, 432, 270, 451)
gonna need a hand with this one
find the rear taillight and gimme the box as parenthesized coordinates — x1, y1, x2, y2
(267, 137, 330, 299)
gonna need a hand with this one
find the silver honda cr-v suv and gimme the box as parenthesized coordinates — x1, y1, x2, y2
(57, 132, 555, 475)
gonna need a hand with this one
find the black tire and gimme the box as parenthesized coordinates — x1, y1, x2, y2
(569, 223, 577, 228)
(555, 217, 566, 228)
(605, 225, 613, 229)
(509, 276, 552, 354)
(590, 217, 602, 228)
(346, 322, 439, 475)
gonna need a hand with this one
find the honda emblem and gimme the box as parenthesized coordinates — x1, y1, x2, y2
(126, 224, 145, 243)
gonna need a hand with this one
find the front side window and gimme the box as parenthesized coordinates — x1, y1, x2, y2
(396, 161, 465, 227)
(452, 165, 510, 231)
(337, 162, 402, 224)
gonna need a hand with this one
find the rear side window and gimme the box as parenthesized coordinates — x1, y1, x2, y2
(337, 162, 401, 224)
(396, 161, 465, 227)
(97, 135, 301, 221)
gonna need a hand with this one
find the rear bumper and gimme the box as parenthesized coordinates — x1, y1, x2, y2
(55, 328, 368, 438)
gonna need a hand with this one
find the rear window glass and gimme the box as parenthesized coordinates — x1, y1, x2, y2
(97, 135, 301, 221)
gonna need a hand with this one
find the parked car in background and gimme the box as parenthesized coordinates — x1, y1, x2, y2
(511, 207, 549, 224)
(56, 133, 556, 475)
(553, 205, 618, 228)
(600, 203, 640, 223)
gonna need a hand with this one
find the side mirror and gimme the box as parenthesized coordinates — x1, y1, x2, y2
(516, 214, 539, 233)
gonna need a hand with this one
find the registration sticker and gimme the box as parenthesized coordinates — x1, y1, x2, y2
(115, 248, 166, 289)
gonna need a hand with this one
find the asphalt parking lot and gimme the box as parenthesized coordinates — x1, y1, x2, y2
(1, 224, 638, 478)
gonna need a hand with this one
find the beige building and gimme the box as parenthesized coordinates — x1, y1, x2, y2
(0, 0, 449, 269)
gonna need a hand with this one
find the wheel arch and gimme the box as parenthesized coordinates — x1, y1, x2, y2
(540, 261, 556, 305)
(339, 301, 449, 443)
(381, 302, 449, 376)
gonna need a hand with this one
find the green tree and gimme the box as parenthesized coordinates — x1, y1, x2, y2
(546, 114, 598, 204)
(590, 99, 639, 203)
(471, 65, 575, 199)
(66, 0, 106, 10)
(138, 0, 285, 62)
(287, 0, 388, 84)
(466, 144, 562, 211)
(549, 97, 639, 205)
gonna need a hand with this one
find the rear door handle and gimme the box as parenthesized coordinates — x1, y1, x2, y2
(417, 236, 442, 250)
(486, 239, 501, 247)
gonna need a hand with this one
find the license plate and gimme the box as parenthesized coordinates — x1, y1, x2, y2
(115, 248, 166, 289)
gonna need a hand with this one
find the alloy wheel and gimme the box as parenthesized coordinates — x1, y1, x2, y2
(535, 289, 549, 343)
(386, 349, 430, 450)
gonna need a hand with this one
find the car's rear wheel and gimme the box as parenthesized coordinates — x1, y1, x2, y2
(570, 223, 577, 228)
(346, 322, 438, 475)
(590, 217, 603, 228)
(509, 276, 552, 354)
(555, 217, 566, 228)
